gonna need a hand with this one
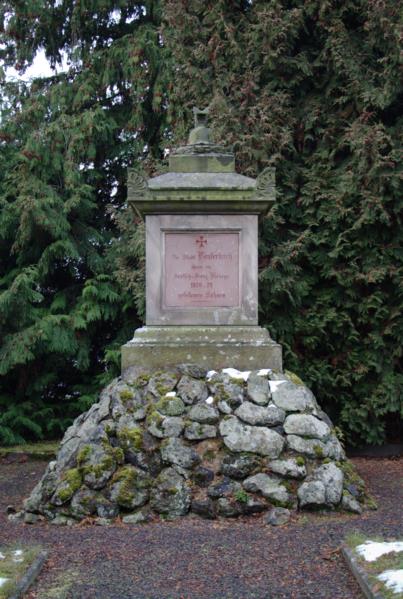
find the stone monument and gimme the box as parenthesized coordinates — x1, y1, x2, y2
(121, 107, 282, 372)
(19, 109, 371, 525)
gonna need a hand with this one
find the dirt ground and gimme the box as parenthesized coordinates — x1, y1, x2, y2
(0, 456, 402, 599)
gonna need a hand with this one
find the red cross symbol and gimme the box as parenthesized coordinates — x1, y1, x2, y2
(195, 235, 208, 248)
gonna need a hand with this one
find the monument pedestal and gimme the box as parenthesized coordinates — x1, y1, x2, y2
(121, 326, 282, 372)
(122, 107, 283, 374)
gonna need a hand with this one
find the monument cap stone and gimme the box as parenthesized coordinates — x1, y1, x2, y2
(122, 108, 282, 372)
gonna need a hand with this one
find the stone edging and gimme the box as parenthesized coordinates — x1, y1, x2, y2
(9, 550, 48, 599)
(341, 545, 385, 599)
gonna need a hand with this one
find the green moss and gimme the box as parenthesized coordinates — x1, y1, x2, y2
(117, 426, 143, 450)
(155, 395, 184, 416)
(112, 465, 150, 507)
(56, 468, 82, 503)
(234, 489, 249, 504)
(284, 370, 304, 386)
(113, 447, 125, 464)
(135, 373, 151, 387)
(120, 389, 134, 402)
(365, 495, 378, 510)
(313, 444, 324, 458)
(77, 445, 91, 465)
(296, 456, 305, 466)
(146, 410, 163, 430)
(323, 457, 331, 464)
(203, 449, 216, 461)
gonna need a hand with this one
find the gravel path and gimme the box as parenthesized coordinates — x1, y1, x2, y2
(0, 456, 401, 598)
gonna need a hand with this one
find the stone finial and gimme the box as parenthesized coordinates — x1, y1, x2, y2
(188, 107, 211, 145)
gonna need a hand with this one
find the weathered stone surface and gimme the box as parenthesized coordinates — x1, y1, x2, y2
(219, 416, 284, 457)
(287, 435, 327, 458)
(147, 371, 178, 397)
(208, 373, 244, 408)
(155, 395, 186, 416)
(188, 403, 219, 424)
(341, 492, 362, 514)
(191, 498, 216, 519)
(313, 463, 344, 505)
(147, 415, 184, 438)
(265, 507, 291, 526)
(217, 399, 232, 414)
(122, 510, 151, 524)
(271, 382, 318, 413)
(207, 478, 241, 499)
(268, 458, 306, 479)
(177, 364, 207, 379)
(108, 466, 151, 509)
(247, 372, 270, 405)
(221, 453, 261, 479)
(71, 487, 98, 518)
(216, 497, 242, 517)
(298, 463, 343, 507)
(297, 480, 326, 507)
(22, 366, 366, 523)
(184, 422, 217, 440)
(243, 474, 290, 504)
(284, 414, 330, 440)
(80, 443, 117, 490)
(235, 401, 285, 426)
(150, 468, 190, 517)
(177, 375, 208, 404)
(160, 438, 200, 469)
(192, 467, 214, 487)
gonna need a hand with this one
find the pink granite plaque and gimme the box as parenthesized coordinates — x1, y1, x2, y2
(164, 232, 240, 308)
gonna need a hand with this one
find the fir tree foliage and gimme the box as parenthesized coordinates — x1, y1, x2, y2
(163, 0, 402, 444)
(0, 0, 168, 444)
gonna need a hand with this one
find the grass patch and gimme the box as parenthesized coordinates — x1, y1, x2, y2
(0, 441, 60, 460)
(0, 545, 43, 599)
(345, 533, 403, 598)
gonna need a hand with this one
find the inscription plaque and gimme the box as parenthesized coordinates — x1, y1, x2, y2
(164, 231, 239, 308)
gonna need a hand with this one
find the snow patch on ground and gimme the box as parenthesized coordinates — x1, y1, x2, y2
(222, 368, 251, 381)
(268, 380, 287, 393)
(0, 552, 4, 559)
(165, 392, 176, 397)
(356, 541, 403, 562)
(0, 578, 9, 588)
(257, 369, 272, 376)
(377, 569, 403, 594)
(206, 370, 217, 380)
(205, 396, 214, 404)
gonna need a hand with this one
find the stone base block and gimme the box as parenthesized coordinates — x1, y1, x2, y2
(121, 326, 282, 373)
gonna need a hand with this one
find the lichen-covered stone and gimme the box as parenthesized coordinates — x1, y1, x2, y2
(297, 463, 344, 508)
(155, 395, 186, 416)
(147, 371, 178, 398)
(268, 457, 306, 479)
(243, 473, 290, 504)
(271, 382, 318, 413)
(220, 453, 261, 479)
(177, 375, 208, 404)
(247, 372, 270, 405)
(208, 373, 244, 408)
(160, 437, 200, 469)
(22, 365, 366, 523)
(188, 403, 219, 424)
(150, 468, 190, 518)
(235, 401, 285, 426)
(265, 507, 291, 526)
(147, 413, 184, 438)
(108, 465, 151, 509)
(184, 422, 217, 440)
(219, 416, 284, 457)
(283, 414, 330, 440)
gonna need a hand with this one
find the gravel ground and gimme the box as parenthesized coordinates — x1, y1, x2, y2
(0, 456, 401, 599)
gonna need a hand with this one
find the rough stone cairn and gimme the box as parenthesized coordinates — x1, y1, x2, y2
(22, 365, 370, 525)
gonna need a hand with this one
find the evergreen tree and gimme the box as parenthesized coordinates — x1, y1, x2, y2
(163, 0, 403, 444)
(0, 0, 168, 443)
